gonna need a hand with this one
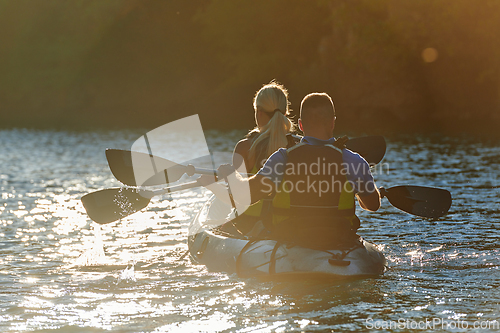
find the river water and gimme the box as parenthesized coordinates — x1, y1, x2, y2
(0, 128, 498, 332)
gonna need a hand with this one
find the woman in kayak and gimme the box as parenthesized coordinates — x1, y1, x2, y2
(202, 80, 298, 235)
(231, 81, 299, 234)
(233, 80, 297, 173)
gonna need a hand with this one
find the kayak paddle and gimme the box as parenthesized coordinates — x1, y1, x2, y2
(82, 183, 451, 224)
(379, 185, 452, 218)
(106, 135, 386, 186)
(345, 135, 386, 165)
(105, 148, 216, 187)
(81, 180, 203, 224)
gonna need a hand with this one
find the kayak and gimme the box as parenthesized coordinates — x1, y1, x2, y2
(188, 196, 387, 279)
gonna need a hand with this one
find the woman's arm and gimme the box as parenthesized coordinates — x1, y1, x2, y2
(232, 139, 252, 172)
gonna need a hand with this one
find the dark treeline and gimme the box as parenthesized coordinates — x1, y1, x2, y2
(1, 0, 499, 136)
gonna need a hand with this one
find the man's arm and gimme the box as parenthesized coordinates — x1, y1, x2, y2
(343, 149, 381, 212)
(356, 187, 381, 212)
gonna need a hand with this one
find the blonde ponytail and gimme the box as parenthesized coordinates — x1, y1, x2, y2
(248, 81, 295, 164)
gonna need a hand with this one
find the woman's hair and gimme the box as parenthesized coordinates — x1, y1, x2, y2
(247, 80, 295, 164)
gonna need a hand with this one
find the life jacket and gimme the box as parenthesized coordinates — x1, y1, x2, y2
(241, 132, 299, 218)
(269, 138, 360, 249)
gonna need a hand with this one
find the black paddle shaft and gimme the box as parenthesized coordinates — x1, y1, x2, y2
(106, 136, 386, 186)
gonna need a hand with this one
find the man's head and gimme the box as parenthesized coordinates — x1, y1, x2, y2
(299, 93, 336, 139)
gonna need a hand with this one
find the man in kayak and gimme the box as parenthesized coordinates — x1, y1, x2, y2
(208, 92, 380, 249)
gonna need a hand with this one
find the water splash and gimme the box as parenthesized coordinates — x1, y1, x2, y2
(74, 223, 106, 267)
(118, 264, 137, 283)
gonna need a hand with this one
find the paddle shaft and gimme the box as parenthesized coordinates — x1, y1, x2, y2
(83, 181, 451, 224)
(181, 165, 217, 178)
(148, 180, 205, 197)
(105, 136, 385, 187)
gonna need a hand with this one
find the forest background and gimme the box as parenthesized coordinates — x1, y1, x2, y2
(1, 0, 499, 137)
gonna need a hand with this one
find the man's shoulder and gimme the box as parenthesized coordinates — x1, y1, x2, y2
(256, 147, 288, 181)
(342, 148, 367, 163)
(342, 148, 371, 175)
(268, 147, 288, 163)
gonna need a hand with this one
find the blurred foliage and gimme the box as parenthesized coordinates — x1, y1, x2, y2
(0, 0, 499, 136)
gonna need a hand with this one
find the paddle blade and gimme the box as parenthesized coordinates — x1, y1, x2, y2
(345, 136, 386, 165)
(383, 185, 452, 218)
(81, 188, 152, 224)
(106, 149, 186, 186)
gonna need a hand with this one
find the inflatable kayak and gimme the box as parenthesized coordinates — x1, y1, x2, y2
(188, 196, 387, 279)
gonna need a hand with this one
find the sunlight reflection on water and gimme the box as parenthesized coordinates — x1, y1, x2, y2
(0, 129, 499, 332)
